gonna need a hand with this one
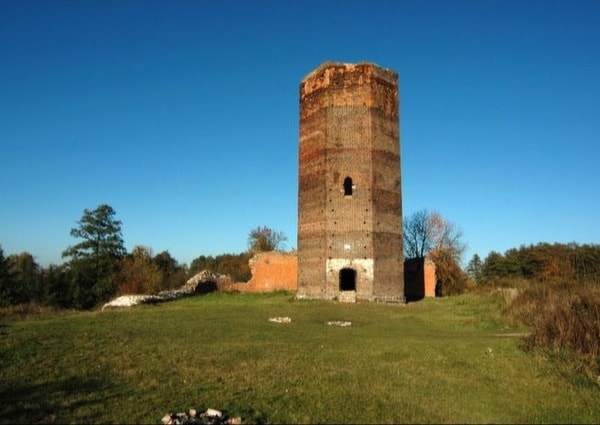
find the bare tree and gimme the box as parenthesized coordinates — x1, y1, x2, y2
(403, 209, 430, 259)
(403, 209, 465, 261)
(247, 226, 287, 253)
(426, 212, 466, 262)
(403, 209, 468, 295)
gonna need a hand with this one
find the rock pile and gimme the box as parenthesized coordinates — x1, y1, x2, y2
(160, 407, 241, 425)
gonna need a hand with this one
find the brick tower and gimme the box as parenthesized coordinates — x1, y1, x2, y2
(297, 62, 404, 302)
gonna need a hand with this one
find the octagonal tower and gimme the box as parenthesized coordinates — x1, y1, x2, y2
(297, 62, 404, 302)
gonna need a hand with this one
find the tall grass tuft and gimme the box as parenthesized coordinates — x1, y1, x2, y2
(503, 282, 600, 377)
(0, 301, 68, 320)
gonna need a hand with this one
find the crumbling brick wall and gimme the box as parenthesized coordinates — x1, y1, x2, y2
(220, 251, 297, 293)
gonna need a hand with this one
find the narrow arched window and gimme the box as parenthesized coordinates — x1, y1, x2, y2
(343, 177, 353, 196)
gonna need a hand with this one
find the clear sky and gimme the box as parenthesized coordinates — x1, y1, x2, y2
(1, 0, 599, 268)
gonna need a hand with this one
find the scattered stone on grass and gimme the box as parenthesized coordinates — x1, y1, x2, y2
(160, 407, 241, 425)
(326, 320, 352, 327)
(268, 316, 292, 323)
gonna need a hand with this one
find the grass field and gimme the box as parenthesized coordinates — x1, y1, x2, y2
(1, 291, 599, 424)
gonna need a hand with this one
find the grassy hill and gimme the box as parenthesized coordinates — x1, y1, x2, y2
(1, 291, 599, 424)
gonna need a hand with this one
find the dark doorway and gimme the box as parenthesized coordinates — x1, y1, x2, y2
(404, 257, 425, 302)
(343, 177, 353, 196)
(339, 268, 357, 291)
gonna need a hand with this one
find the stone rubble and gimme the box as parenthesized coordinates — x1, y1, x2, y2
(180, 270, 230, 293)
(101, 294, 164, 311)
(268, 316, 292, 323)
(160, 407, 242, 425)
(326, 320, 352, 327)
(101, 269, 229, 311)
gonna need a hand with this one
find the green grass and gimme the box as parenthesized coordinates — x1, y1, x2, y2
(1, 291, 599, 424)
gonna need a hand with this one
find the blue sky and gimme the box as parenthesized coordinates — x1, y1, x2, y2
(1, 0, 599, 267)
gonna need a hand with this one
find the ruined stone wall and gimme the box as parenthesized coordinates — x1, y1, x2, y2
(297, 62, 403, 302)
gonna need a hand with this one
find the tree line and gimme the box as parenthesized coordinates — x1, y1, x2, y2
(0, 204, 288, 310)
(4, 203, 596, 311)
(404, 209, 600, 291)
(0, 205, 489, 309)
(467, 242, 600, 286)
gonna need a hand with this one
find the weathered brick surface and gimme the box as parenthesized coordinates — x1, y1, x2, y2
(424, 259, 436, 297)
(221, 252, 298, 293)
(297, 62, 404, 302)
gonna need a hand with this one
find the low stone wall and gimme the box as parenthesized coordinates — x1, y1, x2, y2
(221, 251, 298, 293)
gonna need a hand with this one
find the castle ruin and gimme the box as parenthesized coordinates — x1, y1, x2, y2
(297, 62, 404, 302)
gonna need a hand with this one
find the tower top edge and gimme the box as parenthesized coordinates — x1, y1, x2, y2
(301, 61, 398, 85)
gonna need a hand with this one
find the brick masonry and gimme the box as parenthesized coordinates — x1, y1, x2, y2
(297, 62, 404, 302)
(220, 252, 298, 293)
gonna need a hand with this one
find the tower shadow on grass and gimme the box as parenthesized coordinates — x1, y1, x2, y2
(0, 374, 118, 423)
